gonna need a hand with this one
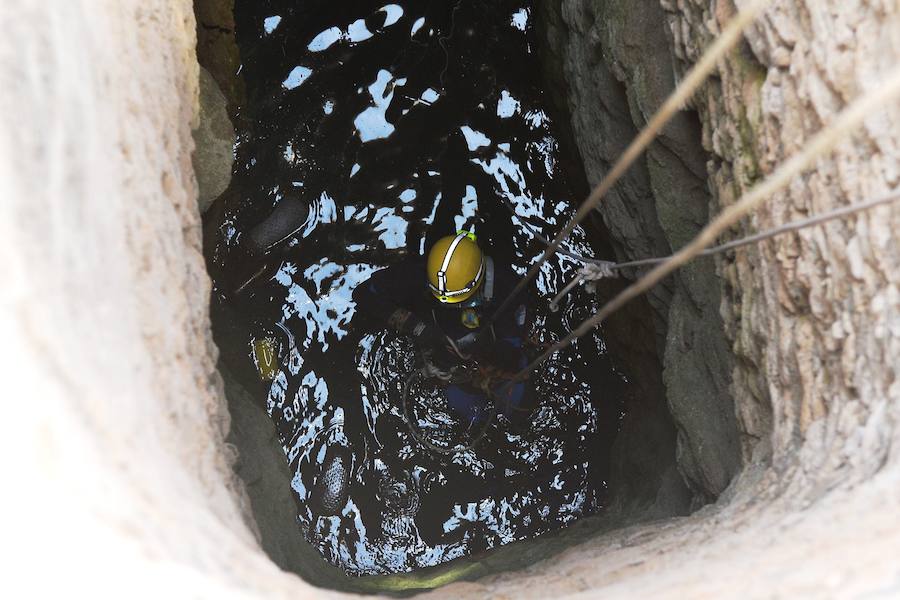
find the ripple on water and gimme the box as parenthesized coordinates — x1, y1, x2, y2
(213, 0, 629, 576)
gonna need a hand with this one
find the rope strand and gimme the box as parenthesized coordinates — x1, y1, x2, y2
(483, 0, 772, 333)
(545, 189, 900, 310)
(509, 64, 900, 385)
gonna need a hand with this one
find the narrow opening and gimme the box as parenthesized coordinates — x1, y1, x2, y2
(193, 0, 741, 593)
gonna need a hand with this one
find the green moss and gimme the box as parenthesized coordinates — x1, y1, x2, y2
(730, 46, 767, 188)
(351, 562, 485, 594)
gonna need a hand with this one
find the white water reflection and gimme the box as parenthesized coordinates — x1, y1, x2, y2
(511, 7, 529, 31)
(379, 4, 404, 27)
(283, 65, 312, 90)
(309, 26, 343, 52)
(497, 89, 520, 118)
(410, 16, 425, 36)
(263, 15, 282, 35)
(460, 125, 491, 151)
(355, 70, 406, 143)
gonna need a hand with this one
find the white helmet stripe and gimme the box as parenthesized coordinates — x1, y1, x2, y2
(471, 258, 484, 287)
(437, 231, 469, 293)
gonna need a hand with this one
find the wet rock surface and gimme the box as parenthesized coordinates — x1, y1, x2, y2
(194, 0, 245, 114)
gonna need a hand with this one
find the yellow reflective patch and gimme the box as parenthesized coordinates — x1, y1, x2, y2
(252, 337, 278, 381)
(460, 308, 480, 329)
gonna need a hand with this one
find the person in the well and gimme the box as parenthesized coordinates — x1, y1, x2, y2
(354, 230, 537, 429)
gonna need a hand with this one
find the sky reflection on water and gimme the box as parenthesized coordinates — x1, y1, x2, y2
(212, 0, 629, 576)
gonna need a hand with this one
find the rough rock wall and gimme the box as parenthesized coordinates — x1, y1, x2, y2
(4, 0, 899, 598)
(536, 0, 743, 503)
(194, 0, 244, 116)
(194, 66, 235, 211)
(661, 0, 900, 481)
(0, 1, 306, 596)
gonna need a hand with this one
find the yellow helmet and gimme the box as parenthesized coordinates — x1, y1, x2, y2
(426, 231, 484, 304)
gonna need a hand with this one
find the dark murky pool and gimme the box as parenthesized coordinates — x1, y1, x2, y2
(208, 0, 628, 576)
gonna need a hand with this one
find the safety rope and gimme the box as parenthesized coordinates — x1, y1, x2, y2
(542, 189, 900, 311)
(481, 0, 772, 335)
(503, 58, 900, 387)
(438, 0, 462, 91)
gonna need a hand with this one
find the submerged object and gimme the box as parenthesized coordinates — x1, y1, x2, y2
(310, 444, 352, 517)
(378, 470, 419, 517)
(230, 196, 310, 295)
(250, 337, 279, 380)
(245, 195, 310, 253)
(377, 470, 420, 542)
(401, 368, 497, 455)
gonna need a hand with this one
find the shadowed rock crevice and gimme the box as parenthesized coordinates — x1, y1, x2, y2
(536, 0, 743, 505)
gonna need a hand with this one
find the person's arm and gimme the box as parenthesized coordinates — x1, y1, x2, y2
(353, 258, 447, 352)
(353, 261, 413, 325)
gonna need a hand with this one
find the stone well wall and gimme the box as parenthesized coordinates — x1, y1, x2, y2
(537, 0, 743, 506)
(536, 0, 900, 511)
(3, 0, 899, 598)
(0, 1, 298, 595)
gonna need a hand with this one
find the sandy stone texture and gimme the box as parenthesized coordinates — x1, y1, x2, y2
(0, 1, 306, 596)
(661, 0, 900, 475)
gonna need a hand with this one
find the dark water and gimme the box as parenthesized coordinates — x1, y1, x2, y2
(208, 0, 628, 576)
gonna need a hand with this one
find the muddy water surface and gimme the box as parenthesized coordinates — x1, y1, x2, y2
(209, 0, 629, 576)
